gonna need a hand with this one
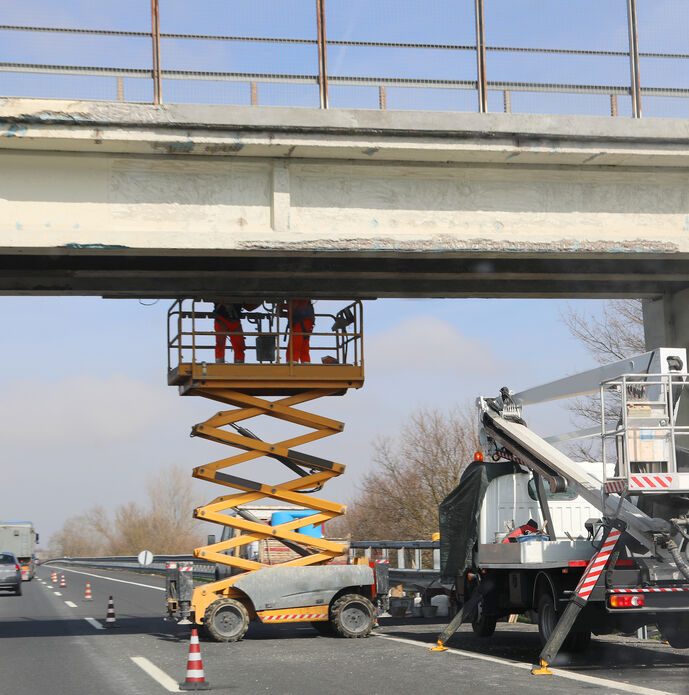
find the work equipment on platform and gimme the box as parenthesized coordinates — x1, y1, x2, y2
(432, 347, 689, 670)
(165, 299, 386, 641)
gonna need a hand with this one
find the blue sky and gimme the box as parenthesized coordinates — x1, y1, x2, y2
(0, 0, 686, 116)
(0, 295, 612, 542)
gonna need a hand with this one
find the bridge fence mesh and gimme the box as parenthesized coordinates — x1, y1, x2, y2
(0, 0, 686, 118)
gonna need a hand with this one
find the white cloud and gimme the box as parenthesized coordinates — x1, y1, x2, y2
(0, 374, 175, 448)
(365, 315, 505, 377)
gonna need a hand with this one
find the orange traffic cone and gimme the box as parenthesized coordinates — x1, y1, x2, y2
(104, 596, 118, 628)
(59, 574, 66, 588)
(84, 582, 93, 601)
(179, 628, 210, 690)
(51, 571, 57, 583)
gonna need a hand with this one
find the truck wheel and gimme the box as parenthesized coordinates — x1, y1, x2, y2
(658, 614, 689, 649)
(330, 594, 375, 638)
(202, 598, 249, 642)
(471, 598, 497, 638)
(311, 620, 334, 636)
(537, 592, 590, 651)
(14, 583, 22, 597)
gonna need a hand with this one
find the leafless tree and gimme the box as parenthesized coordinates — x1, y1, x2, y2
(560, 299, 645, 460)
(329, 405, 479, 541)
(50, 465, 206, 556)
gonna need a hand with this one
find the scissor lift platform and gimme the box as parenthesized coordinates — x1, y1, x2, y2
(169, 362, 364, 396)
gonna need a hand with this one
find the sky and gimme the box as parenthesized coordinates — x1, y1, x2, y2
(0, 295, 614, 545)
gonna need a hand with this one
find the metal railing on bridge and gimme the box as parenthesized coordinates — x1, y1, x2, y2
(1, 1, 687, 119)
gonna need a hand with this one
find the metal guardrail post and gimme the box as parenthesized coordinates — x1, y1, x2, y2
(626, 0, 642, 118)
(150, 0, 162, 105)
(316, 0, 329, 109)
(474, 0, 488, 113)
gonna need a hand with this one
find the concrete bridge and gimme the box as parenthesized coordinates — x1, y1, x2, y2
(1, 97, 689, 344)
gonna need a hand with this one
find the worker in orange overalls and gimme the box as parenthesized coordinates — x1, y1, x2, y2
(213, 302, 245, 363)
(281, 300, 315, 363)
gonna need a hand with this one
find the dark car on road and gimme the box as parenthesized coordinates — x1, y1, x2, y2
(0, 552, 22, 595)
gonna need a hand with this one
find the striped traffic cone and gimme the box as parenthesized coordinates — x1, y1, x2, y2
(179, 628, 211, 690)
(104, 596, 118, 628)
(84, 582, 93, 601)
(51, 571, 57, 583)
(59, 574, 66, 588)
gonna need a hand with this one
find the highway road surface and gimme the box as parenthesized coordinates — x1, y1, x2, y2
(0, 564, 687, 695)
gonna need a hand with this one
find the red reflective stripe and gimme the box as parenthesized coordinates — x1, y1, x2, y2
(642, 476, 656, 488)
(656, 476, 670, 488)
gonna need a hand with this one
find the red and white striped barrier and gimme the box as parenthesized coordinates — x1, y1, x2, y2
(51, 571, 57, 583)
(610, 587, 689, 593)
(261, 613, 324, 622)
(179, 628, 210, 691)
(629, 475, 676, 490)
(575, 528, 622, 601)
(84, 582, 93, 601)
(604, 480, 627, 494)
(59, 574, 66, 588)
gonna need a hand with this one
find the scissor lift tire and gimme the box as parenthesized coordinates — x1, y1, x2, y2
(203, 597, 250, 642)
(330, 593, 375, 638)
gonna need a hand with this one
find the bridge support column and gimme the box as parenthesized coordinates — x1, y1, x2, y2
(643, 290, 689, 352)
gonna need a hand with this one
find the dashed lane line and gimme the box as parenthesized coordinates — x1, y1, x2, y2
(64, 601, 77, 608)
(47, 567, 164, 591)
(373, 634, 676, 695)
(131, 656, 181, 692)
(54, 591, 62, 596)
(84, 617, 105, 631)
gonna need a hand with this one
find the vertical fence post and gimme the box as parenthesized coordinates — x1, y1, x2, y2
(316, 0, 329, 108)
(151, 0, 162, 105)
(626, 0, 642, 118)
(474, 0, 488, 113)
(610, 93, 618, 117)
(503, 89, 511, 113)
(378, 86, 387, 110)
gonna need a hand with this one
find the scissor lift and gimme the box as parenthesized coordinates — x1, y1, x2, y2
(165, 300, 387, 641)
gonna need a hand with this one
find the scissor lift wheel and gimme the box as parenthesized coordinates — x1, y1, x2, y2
(203, 598, 250, 642)
(330, 593, 376, 638)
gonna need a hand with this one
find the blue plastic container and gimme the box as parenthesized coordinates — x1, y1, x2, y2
(270, 510, 324, 538)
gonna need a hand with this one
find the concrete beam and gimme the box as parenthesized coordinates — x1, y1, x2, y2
(1, 99, 688, 298)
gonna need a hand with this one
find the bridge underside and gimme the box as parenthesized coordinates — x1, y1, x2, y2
(1, 99, 689, 299)
(2, 249, 689, 299)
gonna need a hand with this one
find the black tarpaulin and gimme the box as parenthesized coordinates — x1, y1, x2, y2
(439, 460, 519, 585)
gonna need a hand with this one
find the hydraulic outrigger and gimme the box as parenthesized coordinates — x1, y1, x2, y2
(165, 299, 388, 641)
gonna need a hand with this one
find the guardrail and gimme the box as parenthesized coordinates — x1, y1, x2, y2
(43, 554, 216, 578)
(45, 541, 444, 590)
(1, 0, 686, 118)
(349, 540, 443, 590)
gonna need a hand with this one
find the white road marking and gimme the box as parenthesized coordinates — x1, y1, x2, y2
(84, 617, 105, 630)
(64, 601, 77, 608)
(374, 634, 676, 695)
(54, 591, 62, 596)
(131, 656, 181, 692)
(48, 566, 164, 591)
